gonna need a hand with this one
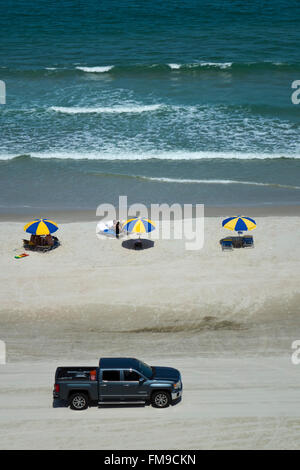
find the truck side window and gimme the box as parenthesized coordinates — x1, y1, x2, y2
(102, 370, 120, 381)
(124, 370, 140, 381)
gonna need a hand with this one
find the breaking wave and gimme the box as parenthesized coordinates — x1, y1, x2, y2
(141, 176, 300, 190)
(2, 61, 300, 78)
(75, 65, 114, 73)
(1, 151, 300, 161)
(49, 104, 163, 114)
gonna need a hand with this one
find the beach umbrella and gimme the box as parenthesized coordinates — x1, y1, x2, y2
(222, 216, 256, 233)
(24, 218, 58, 235)
(123, 217, 155, 236)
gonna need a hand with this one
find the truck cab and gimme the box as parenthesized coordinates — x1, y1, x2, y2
(53, 357, 182, 410)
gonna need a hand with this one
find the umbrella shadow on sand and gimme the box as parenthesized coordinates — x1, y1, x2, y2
(121, 238, 155, 250)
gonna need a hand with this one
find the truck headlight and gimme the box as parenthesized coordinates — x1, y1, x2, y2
(173, 380, 181, 389)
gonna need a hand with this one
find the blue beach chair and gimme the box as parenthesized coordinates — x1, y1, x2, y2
(220, 238, 233, 251)
(242, 235, 254, 248)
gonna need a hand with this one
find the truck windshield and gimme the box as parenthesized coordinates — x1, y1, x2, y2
(138, 361, 153, 379)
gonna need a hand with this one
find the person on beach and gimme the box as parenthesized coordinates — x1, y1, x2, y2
(30, 234, 40, 246)
(115, 220, 121, 239)
(45, 234, 54, 246)
(30, 234, 36, 245)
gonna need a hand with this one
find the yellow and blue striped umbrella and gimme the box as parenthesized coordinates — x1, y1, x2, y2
(222, 216, 256, 232)
(24, 218, 59, 235)
(123, 217, 155, 234)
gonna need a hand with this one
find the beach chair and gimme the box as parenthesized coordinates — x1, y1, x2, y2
(232, 236, 244, 248)
(220, 238, 233, 251)
(243, 235, 254, 248)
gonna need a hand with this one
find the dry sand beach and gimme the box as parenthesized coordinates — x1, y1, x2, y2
(0, 211, 300, 449)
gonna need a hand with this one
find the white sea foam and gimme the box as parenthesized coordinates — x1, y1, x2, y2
(49, 104, 163, 114)
(142, 176, 300, 189)
(168, 62, 232, 70)
(168, 63, 181, 69)
(197, 62, 233, 69)
(76, 66, 114, 73)
(1, 151, 300, 161)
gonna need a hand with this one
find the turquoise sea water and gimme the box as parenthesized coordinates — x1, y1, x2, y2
(0, 0, 300, 210)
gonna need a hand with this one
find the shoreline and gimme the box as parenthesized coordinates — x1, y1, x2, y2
(0, 204, 299, 222)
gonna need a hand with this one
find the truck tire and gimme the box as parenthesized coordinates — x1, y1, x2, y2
(69, 392, 89, 410)
(151, 391, 171, 408)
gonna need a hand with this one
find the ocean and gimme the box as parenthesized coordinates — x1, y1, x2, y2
(0, 0, 300, 211)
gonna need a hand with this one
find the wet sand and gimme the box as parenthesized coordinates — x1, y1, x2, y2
(0, 204, 300, 223)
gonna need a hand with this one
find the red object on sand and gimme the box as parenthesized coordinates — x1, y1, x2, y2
(14, 253, 29, 259)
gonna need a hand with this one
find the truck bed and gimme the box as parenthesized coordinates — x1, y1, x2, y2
(55, 366, 98, 381)
(54, 367, 99, 404)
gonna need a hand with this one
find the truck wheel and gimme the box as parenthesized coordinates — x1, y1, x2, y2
(151, 391, 170, 408)
(69, 392, 89, 410)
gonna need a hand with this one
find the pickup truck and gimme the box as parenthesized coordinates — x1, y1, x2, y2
(53, 357, 182, 410)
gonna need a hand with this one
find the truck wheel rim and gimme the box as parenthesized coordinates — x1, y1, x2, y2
(155, 393, 168, 407)
(73, 396, 86, 409)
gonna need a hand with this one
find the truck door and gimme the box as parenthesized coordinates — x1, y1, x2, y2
(122, 369, 148, 401)
(99, 370, 123, 402)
